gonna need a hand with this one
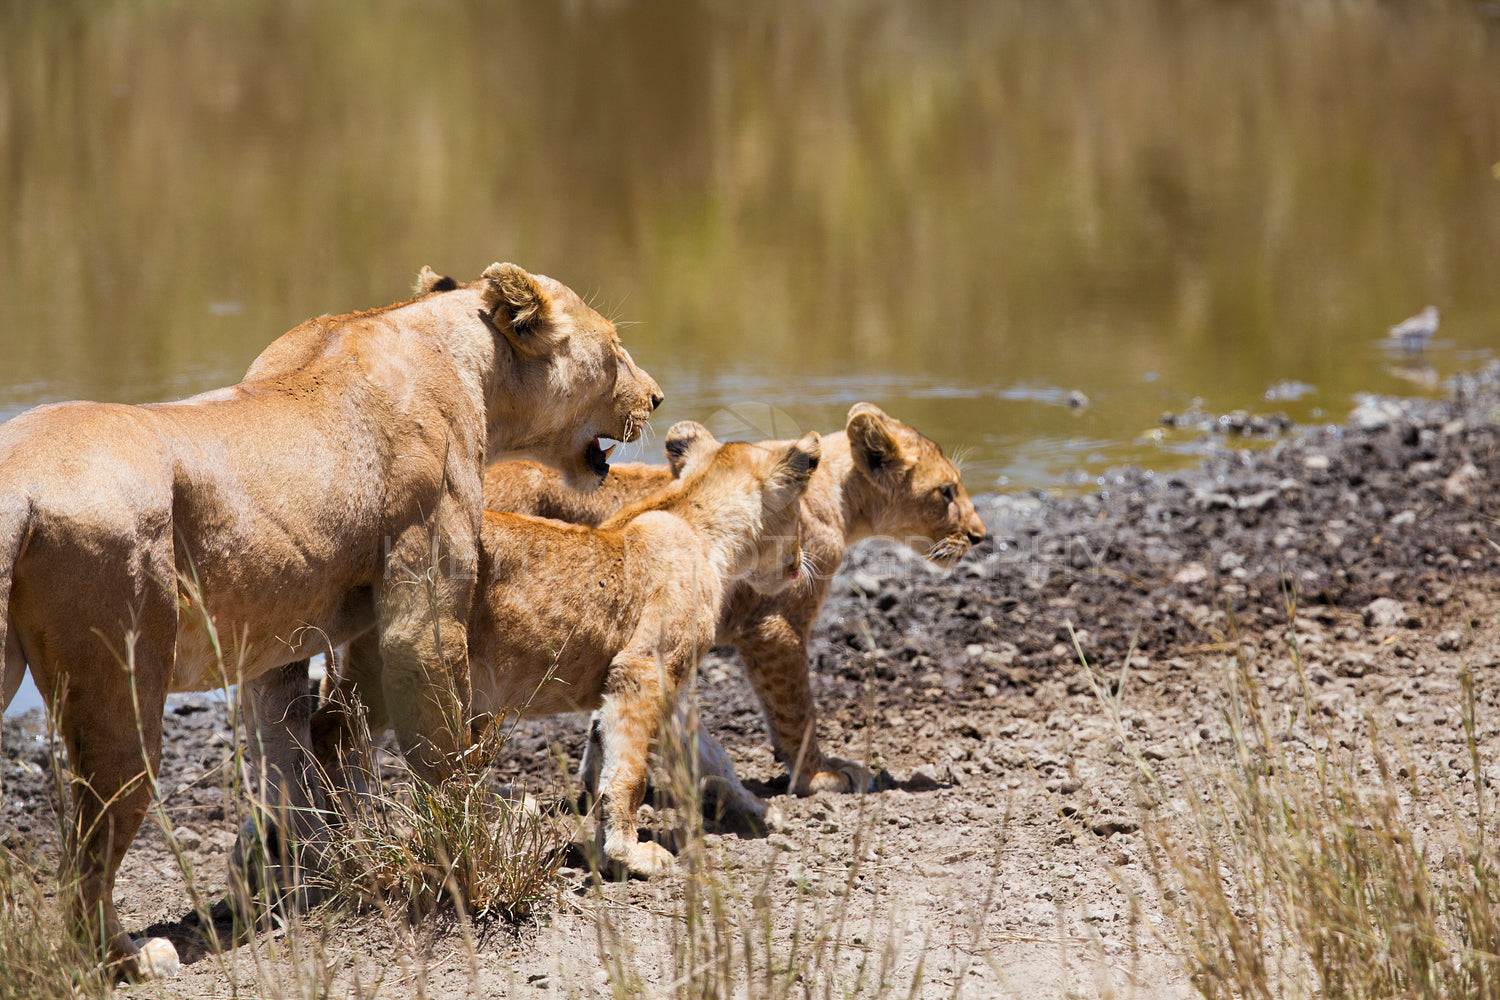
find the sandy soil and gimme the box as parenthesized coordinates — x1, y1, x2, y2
(7, 363, 1500, 998)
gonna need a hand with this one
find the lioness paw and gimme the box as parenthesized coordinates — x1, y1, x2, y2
(127, 937, 181, 981)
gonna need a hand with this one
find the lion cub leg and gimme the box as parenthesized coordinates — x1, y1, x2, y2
(691, 725, 778, 833)
(738, 615, 875, 796)
(593, 658, 674, 878)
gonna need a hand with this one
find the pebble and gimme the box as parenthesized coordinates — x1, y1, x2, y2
(171, 826, 202, 851)
(1303, 453, 1331, 472)
(1363, 598, 1406, 629)
(1173, 563, 1209, 585)
(1444, 462, 1481, 503)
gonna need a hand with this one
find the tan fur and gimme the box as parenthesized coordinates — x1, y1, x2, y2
(0, 263, 660, 975)
(322, 426, 819, 877)
(480, 403, 985, 803)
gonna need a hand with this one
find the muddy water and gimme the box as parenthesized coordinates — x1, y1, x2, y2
(2, 2, 1499, 711)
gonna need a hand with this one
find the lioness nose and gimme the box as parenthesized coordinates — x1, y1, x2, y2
(967, 525, 986, 546)
(650, 390, 664, 411)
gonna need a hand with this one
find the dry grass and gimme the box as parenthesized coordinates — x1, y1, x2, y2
(1083, 598, 1500, 1000)
(313, 703, 569, 925)
(14, 579, 1500, 997)
(583, 696, 947, 1000)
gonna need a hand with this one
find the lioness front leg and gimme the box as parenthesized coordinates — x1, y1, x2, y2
(595, 662, 673, 878)
(374, 522, 476, 785)
(232, 659, 332, 907)
(738, 615, 875, 796)
(310, 631, 386, 806)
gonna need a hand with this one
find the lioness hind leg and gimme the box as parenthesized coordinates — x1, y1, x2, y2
(594, 666, 673, 878)
(25, 586, 179, 979)
(2, 622, 24, 711)
(737, 615, 875, 796)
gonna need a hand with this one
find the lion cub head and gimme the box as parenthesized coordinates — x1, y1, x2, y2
(844, 402, 986, 568)
(418, 263, 663, 491)
(658, 421, 821, 595)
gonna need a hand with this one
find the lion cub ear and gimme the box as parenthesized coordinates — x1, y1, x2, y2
(415, 266, 458, 295)
(479, 263, 556, 351)
(765, 431, 821, 510)
(664, 421, 720, 478)
(847, 403, 908, 482)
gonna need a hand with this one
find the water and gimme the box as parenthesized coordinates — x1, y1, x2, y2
(4, 1, 1500, 713)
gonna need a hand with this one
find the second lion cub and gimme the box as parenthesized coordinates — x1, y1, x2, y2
(322, 423, 819, 877)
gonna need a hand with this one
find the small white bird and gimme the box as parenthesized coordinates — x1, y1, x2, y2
(1388, 305, 1439, 354)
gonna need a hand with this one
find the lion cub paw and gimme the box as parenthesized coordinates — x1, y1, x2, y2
(803, 758, 876, 795)
(611, 839, 675, 879)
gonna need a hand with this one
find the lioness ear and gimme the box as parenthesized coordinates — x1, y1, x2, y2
(665, 421, 720, 478)
(766, 431, 821, 510)
(479, 262, 554, 346)
(847, 404, 906, 481)
(415, 266, 458, 295)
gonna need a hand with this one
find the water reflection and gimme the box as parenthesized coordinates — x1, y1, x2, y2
(1, 0, 1497, 495)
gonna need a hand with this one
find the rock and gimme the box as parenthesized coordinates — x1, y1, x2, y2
(1303, 453, 1331, 472)
(1349, 397, 1401, 431)
(905, 765, 945, 791)
(1173, 563, 1209, 586)
(171, 826, 202, 852)
(1363, 598, 1405, 629)
(1335, 653, 1374, 678)
(1237, 489, 1277, 511)
(1090, 817, 1139, 837)
(1436, 630, 1464, 652)
(1444, 462, 1481, 503)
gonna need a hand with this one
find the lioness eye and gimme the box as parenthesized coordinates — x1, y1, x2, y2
(939, 484, 956, 503)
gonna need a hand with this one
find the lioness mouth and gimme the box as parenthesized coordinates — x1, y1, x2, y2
(586, 437, 618, 478)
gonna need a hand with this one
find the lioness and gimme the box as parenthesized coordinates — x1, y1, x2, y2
(481, 403, 985, 812)
(320, 423, 819, 877)
(0, 263, 660, 976)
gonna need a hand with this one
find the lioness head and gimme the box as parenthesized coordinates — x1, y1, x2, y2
(419, 263, 663, 491)
(668, 421, 821, 596)
(845, 402, 986, 568)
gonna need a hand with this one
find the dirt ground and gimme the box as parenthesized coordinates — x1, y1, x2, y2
(7, 364, 1500, 998)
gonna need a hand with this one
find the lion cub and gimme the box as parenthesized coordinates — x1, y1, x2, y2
(324, 423, 819, 877)
(483, 403, 986, 817)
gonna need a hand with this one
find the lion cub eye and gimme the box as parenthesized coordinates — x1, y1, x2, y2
(938, 484, 956, 504)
